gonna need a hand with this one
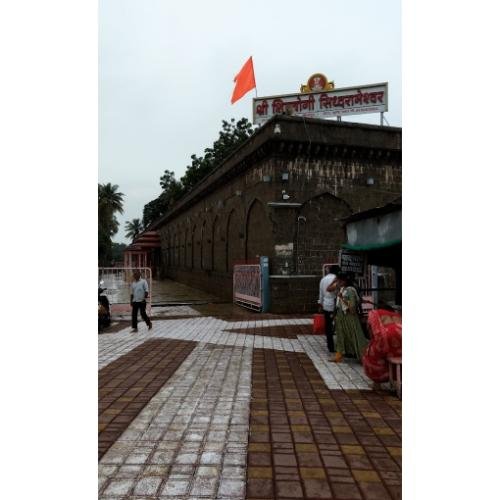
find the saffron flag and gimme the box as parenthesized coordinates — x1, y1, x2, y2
(231, 56, 256, 104)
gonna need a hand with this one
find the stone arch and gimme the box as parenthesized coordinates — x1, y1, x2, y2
(211, 215, 224, 272)
(193, 222, 202, 270)
(162, 230, 170, 269)
(176, 226, 182, 266)
(201, 219, 207, 269)
(173, 229, 179, 266)
(226, 208, 244, 272)
(169, 231, 174, 268)
(296, 193, 352, 275)
(183, 227, 189, 268)
(190, 224, 196, 269)
(245, 198, 274, 261)
(202, 218, 213, 270)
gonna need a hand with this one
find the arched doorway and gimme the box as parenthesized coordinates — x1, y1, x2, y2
(245, 199, 274, 261)
(296, 193, 352, 274)
(226, 209, 244, 272)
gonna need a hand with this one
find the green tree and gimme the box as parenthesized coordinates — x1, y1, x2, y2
(142, 169, 185, 228)
(180, 117, 254, 192)
(143, 191, 170, 229)
(124, 218, 143, 241)
(111, 242, 127, 263)
(98, 183, 124, 265)
(142, 117, 254, 228)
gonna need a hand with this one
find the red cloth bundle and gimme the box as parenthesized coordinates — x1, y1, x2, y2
(362, 309, 402, 383)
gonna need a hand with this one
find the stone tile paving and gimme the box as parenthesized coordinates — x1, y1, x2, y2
(248, 348, 401, 500)
(112, 305, 202, 322)
(99, 342, 252, 499)
(297, 335, 373, 391)
(99, 317, 372, 391)
(98, 305, 400, 499)
(99, 331, 152, 370)
(99, 339, 196, 460)
(223, 324, 313, 339)
(99, 318, 308, 369)
(100, 321, 132, 335)
(149, 317, 309, 354)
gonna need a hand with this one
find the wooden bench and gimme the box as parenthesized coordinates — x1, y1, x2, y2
(387, 356, 402, 399)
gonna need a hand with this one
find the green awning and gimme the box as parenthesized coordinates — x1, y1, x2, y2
(342, 238, 402, 252)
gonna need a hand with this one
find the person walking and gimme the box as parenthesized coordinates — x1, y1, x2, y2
(318, 265, 340, 355)
(331, 272, 368, 363)
(130, 270, 152, 332)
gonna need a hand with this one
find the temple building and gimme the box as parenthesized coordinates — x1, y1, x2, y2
(149, 114, 401, 313)
(123, 231, 161, 278)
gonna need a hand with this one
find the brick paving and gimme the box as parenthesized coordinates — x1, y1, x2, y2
(223, 324, 313, 339)
(99, 342, 251, 498)
(248, 348, 401, 500)
(99, 320, 132, 335)
(99, 339, 196, 460)
(98, 305, 401, 499)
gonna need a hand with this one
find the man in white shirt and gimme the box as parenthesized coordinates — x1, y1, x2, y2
(130, 270, 152, 332)
(318, 265, 340, 354)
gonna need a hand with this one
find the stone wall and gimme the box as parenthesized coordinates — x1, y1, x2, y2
(154, 116, 402, 313)
(269, 276, 320, 314)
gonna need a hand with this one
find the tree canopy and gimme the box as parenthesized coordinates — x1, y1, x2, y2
(111, 242, 127, 263)
(98, 183, 124, 265)
(125, 218, 143, 241)
(142, 117, 254, 228)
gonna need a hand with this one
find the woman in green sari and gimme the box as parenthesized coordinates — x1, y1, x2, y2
(328, 273, 368, 363)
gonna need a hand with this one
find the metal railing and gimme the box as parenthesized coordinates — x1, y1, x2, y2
(98, 267, 153, 316)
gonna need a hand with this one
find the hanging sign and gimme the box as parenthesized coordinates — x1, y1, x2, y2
(253, 82, 388, 125)
(339, 249, 366, 275)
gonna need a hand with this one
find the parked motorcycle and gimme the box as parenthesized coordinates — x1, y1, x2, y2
(98, 281, 111, 332)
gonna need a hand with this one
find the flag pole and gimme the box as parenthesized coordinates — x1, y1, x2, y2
(253, 58, 258, 97)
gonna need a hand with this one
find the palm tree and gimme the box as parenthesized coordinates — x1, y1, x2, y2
(98, 183, 124, 237)
(98, 183, 124, 265)
(99, 183, 124, 215)
(125, 218, 143, 241)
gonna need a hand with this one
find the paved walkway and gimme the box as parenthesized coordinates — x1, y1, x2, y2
(99, 303, 401, 499)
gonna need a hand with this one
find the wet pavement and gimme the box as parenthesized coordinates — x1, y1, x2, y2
(100, 276, 222, 310)
(98, 282, 401, 499)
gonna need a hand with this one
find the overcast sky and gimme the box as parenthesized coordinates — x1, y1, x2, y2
(99, 0, 401, 243)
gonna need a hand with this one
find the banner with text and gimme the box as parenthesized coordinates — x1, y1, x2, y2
(340, 249, 366, 275)
(253, 82, 388, 125)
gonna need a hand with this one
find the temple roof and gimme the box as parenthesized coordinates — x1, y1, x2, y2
(149, 115, 402, 231)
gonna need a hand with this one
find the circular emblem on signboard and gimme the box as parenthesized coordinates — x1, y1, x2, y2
(308, 73, 328, 91)
(300, 73, 335, 93)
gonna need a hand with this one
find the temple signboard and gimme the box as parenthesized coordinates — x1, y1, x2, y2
(252, 82, 388, 125)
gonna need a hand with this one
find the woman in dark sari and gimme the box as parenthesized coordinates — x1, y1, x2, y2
(328, 272, 368, 363)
